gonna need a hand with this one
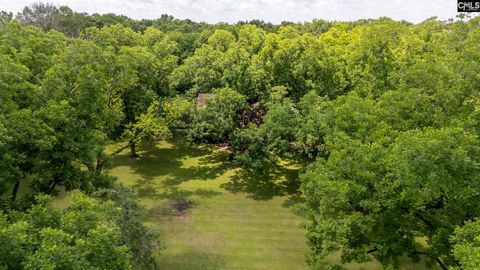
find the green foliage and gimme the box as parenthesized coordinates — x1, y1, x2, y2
(161, 95, 195, 129)
(231, 123, 274, 174)
(123, 100, 171, 145)
(0, 194, 132, 269)
(95, 185, 160, 270)
(3, 6, 480, 270)
(294, 91, 327, 157)
(188, 88, 246, 143)
(261, 96, 299, 156)
(0, 11, 12, 25)
(301, 128, 480, 269)
(451, 219, 480, 270)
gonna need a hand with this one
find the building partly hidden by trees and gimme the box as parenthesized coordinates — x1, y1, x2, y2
(1, 2, 480, 269)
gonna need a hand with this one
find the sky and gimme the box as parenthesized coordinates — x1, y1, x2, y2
(0, 0, 459, 24)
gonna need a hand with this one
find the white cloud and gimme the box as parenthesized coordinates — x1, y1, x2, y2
(0, 0, 458, 24)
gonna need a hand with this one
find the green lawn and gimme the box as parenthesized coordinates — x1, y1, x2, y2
(9, 137, 437, 269)
(105, 138, 435, 270)
(108, 139, 307, 269)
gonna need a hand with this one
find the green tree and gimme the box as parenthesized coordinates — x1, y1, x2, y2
(170, 29, 235, 93)
(451, 219, 480, 270)
(301, 128, 480, 269)
(0, 194, 132, 269)
(0, 11, 13, 25)
(231, 123, 274, 174)
(122, 101, 170, 157)
(16, 2, 60, 32)
(84, 24, 178, 156)
(188, 87, 246, 143)
(95, 185, 160, 270)
(260, 92, 299, 156)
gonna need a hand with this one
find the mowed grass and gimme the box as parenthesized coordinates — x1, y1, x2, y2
(106, 138, 437, 270)
(107, 139, 307, 270)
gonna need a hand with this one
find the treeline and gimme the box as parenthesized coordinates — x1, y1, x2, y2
(3, 2, 340, 36)
(3, 3, 208, 34)
(1, 2, 480, 269)
(0, 2, 343, 70)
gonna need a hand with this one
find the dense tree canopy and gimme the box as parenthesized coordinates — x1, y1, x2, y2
(451, 219, 480, 270)
(0, 194, 131, 269)
(2, 3, 480, 269)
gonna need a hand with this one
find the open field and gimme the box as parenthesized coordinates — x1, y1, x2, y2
(10, 137, 438, 269)
(104, 138, 437, 270)
(108, 139, 307, 269)
(9, 137, 439, 269)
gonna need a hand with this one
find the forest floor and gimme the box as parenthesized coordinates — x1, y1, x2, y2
(53, 138, 436, 269)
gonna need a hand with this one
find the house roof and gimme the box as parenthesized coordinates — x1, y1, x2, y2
(196, 93, 214, 108)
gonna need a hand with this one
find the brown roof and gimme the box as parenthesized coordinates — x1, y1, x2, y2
(196, 93, 214, 108)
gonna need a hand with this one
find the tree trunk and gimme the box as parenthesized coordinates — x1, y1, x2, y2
(130, 140, 139, 158)
(95, 157, 103, 173)
(111, 143, 131, 156)
(95, 151, 106, 173)
(436, 257, 448, 270)
(46, 176, 60, 194)
(111, 139, 141, 157)
(11, 181, 20, 201)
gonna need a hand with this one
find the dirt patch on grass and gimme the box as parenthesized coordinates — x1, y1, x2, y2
(172, 199, 193, 213)
(148, 199, 194, 222)
(217, 144, 231, 153)
(171, 199, 193, 222)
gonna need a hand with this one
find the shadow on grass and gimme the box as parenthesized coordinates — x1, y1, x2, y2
(111, 139, 213, 182)
(110, 138, 230, 203)
(111, 137, 303, 206)
(282, 194, 305, 208)
(220, 165, 302, 201)
(163, 158, 232, 185)
(158, 249, 226, 270)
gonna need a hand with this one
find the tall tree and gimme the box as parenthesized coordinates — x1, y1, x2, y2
(16, 2, 61, 32)
(301, 128, 480, 269)
(0, 194, 132, 269)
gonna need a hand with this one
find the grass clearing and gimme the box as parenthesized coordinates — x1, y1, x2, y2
(9, 137, 438, 269)
(106, 137, 436, 269)
(108, 138, 307, 269)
